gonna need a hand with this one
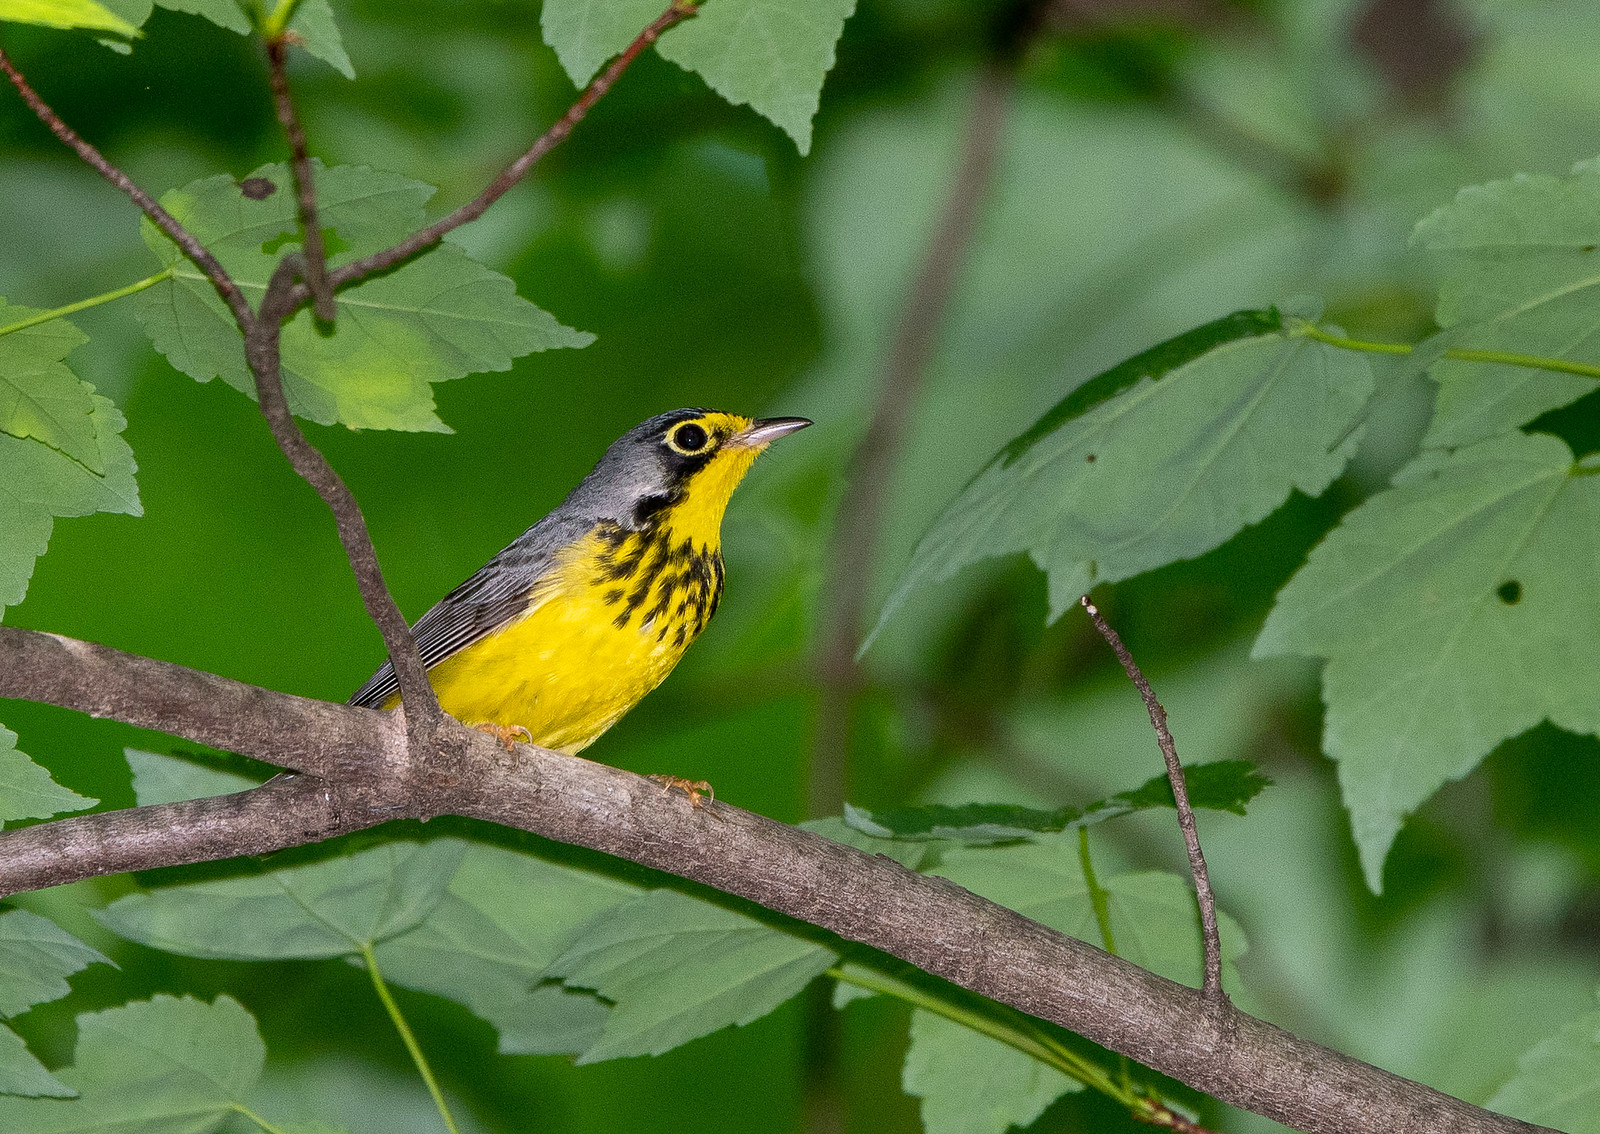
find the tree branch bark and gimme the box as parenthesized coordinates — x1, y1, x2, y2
(0, 625, 1554, 1134)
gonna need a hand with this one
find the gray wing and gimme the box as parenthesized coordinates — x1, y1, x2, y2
(348, 512, 596, 709)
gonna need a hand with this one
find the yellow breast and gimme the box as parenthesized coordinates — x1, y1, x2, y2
(422, 521, 725, 754)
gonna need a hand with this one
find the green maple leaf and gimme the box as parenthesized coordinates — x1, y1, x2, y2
(134, 161, 592, 433)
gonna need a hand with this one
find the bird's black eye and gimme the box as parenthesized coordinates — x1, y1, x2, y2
(669, 422, 710, 454)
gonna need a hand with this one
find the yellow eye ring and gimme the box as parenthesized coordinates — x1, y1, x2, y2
(667, 422, 711, 455)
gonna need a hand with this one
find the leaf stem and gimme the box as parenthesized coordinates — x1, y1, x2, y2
(827, 963, 1130, 1103)
(1294, 319, 1600, 381)
(360, 942, 460, 1134)
(1078, 828, 1135, 1097)
(231, 1103, 293, 1134)
(0, 268, 174, 339)
(260, 0, 306, 40)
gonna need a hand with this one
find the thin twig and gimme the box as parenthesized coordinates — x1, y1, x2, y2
(265, 37, 336, 322)
(809, 63, 1015, 816)
(248, 257, 440, 726)
(323, 0, 697, 293)
(0, 49, 254, 329)
(1078, 596, 1228, 1009)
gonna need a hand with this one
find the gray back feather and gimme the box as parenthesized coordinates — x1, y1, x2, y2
(348, 410, 706, 708)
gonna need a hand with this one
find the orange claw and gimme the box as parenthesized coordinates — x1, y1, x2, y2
(648, 774, 716, 808)
(472, 722, 532, 751)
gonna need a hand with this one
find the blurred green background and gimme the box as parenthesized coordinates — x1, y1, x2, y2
(4, 0, 1600, 1130)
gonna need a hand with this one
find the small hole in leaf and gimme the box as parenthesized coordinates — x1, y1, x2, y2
(239, 177, 276, 200)
(1583, 245, 1597, 253)
(1498, 580, 1522, 604)
(1085, 453, 1096, 463)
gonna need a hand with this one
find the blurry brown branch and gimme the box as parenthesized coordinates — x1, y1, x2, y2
(265, 36, 336, 321)
(1080, 596, 1227, 1008)
(809, 63, 1015, 817)
(0, 624, 1556, 1134)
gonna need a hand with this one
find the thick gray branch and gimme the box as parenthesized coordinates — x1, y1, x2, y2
(0, 627, 1553, 1134)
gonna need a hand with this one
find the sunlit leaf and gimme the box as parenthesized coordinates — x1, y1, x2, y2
(372, 842, 638, 1055)
(0, 994, 264, 1130)
(868, 307, 1373, 642)
(1414, 158, 1600, 447)
(934, 846, 1247, 991)
(0, 725, 96, 824)
(95, 839, 465, 959)
(0, 0, 139, 36)
(1489, 998, 1600, 1134)
(547, 889, 837, 1062)
(844, 760, 1269, 844)
(1255, 432, 1600, 891)
(124, 749, 262, 807)
(134, 162, 592, 432)
(903, 1009, 1081, 1134)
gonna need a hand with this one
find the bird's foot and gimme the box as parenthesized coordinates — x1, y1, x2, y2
(471, 722, 532, 752)
(648, 774, 716, 809)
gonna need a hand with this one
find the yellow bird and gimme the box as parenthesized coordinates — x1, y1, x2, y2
(351, 410, 810, 779)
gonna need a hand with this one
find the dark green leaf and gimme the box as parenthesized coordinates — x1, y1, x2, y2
(134, 162, 592, 432)
(0, 994, 264, 1130)
(934, 846, 1247, 990)
(0, 909, 111, 1018)
(0, 387, 140, 621)
(0, 726, 97, 824)
(1488, 998, 1600, 1133)
(1256, 432, 1600, 890)
(372, 843, 638, 1055)
(547, 889, 837, 1062)
(844, 760, 1269, 844)
(868, 309, 1373, 642)
(96, 839, 465, 959)
(1414, 159, 1600, 447)
(902, 1009, 1081, 1134)
(124, 749, 261, 807)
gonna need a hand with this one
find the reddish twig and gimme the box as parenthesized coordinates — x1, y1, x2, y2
(323, 0, 697, 292)
(265, 37, 337, 322)
(1079, 596, 1229, 1009)
(0, 48, 253, 328)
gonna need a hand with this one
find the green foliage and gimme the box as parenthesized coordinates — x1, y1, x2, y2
(0, 725, 96, 823)
(134, 162, 591, 433)
(95, 839, 465, 959)
(1489, 995, 1600, 1133)
(902, 1010, 1081, 1134)
(933, 846, 1246, 992)
(870, 307, 1374, 636)
(371, 842, 638, 1056)
(0, 306, 140, 620)
(545, 889, 838, 1062)
(1256, 432, 1600, 890)
(284, 0, 352, 78)
(541, 0, 854, 153)
(1416, 159, 1600, 448)
(0, 909, 112, 1098)
(0, 994, 263, 1131)
(123, 749, 260, 807)
(0, 0, 138, 36)
(844, 760, 1269, 844)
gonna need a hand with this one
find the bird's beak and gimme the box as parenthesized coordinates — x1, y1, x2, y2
(727, 416, 812, 450)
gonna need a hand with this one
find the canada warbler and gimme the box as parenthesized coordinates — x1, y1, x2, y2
(350, 410, 810, 763)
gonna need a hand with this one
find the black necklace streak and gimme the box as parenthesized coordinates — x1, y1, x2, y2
(592, 516, 723, 646)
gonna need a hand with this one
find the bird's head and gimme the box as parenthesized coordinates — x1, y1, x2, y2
(578, 409, 811, 545)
